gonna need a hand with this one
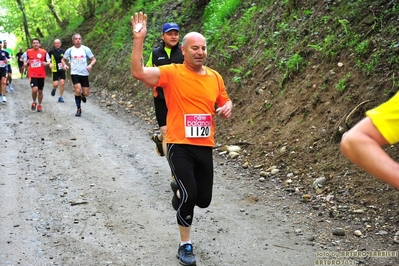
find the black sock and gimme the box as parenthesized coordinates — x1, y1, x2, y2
(75, 95, 81, 108)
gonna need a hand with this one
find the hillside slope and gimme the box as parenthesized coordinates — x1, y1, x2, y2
(57, 0, 399, 248)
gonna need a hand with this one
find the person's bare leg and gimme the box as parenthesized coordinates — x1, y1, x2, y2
(52, 80, 58, 96)
(82, 86, 90, 97)
(2, 77, 7, 98)
(178, 225, 191, 242)
(74, 83, 82, 97)
(38, 90, 43, 105)
(32, 87, 38, 102)
(1, 78, 6, 100)
(59, 79, 65, 97)
(341, 117, 399, 188)
(53, 80, 59, 89)
(7, 73, 12, 90)
(1, 78, 6, 95)
(160, 125, 167, 157)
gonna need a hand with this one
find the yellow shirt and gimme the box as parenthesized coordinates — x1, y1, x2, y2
(366, 91, 399, 144)
(146, 47, 172, 67)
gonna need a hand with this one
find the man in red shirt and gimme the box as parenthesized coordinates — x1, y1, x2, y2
(24, 38, 51, 112)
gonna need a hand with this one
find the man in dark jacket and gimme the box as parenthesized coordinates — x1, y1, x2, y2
(147, 22, 184, 157)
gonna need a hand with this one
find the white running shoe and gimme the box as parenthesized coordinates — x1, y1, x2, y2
(9, 84, 13, 91)
(6, 85, 9, 93)
(0, 95, 3, 103)
(2, 96, 6, 103)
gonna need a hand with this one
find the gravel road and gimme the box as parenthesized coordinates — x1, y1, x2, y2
(1, 78, 321, 266)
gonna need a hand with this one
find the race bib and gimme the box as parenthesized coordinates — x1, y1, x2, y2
(58, 63, 63, 70)
(0, 60, 5, 67)
(31, 59, 41, 68)
(184, 114, 212, 138)
(72, 55, 87, 64)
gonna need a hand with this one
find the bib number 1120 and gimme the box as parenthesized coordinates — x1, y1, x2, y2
(184, 114, 212, 138)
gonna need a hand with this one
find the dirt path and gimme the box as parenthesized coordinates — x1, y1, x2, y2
(5, 77, 399, 266)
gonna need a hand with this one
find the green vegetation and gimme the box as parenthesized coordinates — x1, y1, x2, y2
(202, 0, 242, 43)
(264, 102, 272, 111)
(279, 53, 304, 72)
(230, 66, 252, 83)
(1, 0, 399, 105)
(335, 73, 351, 93)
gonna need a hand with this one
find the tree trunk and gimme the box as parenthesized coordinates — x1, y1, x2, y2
(36, 27, 44, 38)
(47, 0, 66, 31)
(84, 0, 96, 19)
(16, 0, 31, 48)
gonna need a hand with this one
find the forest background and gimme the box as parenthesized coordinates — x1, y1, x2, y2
(2, 0, 399, 231)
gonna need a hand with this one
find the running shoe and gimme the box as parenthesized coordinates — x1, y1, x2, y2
(58, 96, 65, 103)
(6, 85, 9, 92)
(81, 94, 87, 103)
(51, 88, 56, 96)
(75, 108, 82, 117)
(37, 105, 42, 112)
(31, 102, 37, 110)
(177, 243, 196, 266)
(171, 179, 180, 211)
(9, 84, 13, 91)
(0, 95, 3, 103)
(151, 135, 164, 156)
(2, 96, 6, 103)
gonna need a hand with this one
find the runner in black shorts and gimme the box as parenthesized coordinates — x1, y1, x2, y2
(146, 22, 184, 157)
(48, 39, 66, 102)
(62, 33, 96, 117)
(24, 38, 51, 112)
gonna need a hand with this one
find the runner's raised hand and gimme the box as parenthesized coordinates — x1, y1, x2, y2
(131, 12, 147, 40)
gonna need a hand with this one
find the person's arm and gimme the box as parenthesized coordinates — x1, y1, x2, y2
(131, 12, 160, 86)
(45, 52, 52, 68)
(341, 117, 399, 189)
(87, 56, 96, 72)
(89, 56, 96, 67)
(23, 52, 28, 67)
(61, 50, 69, 71)
(61, 57, 67, 70)
(42, 52, 51, 67)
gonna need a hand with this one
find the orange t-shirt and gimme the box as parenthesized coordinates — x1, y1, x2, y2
(157, 63, 230, 147)
(26, 48, 48, 78)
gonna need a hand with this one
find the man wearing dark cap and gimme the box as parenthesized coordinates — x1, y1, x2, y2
(147, 22, 184, 158)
